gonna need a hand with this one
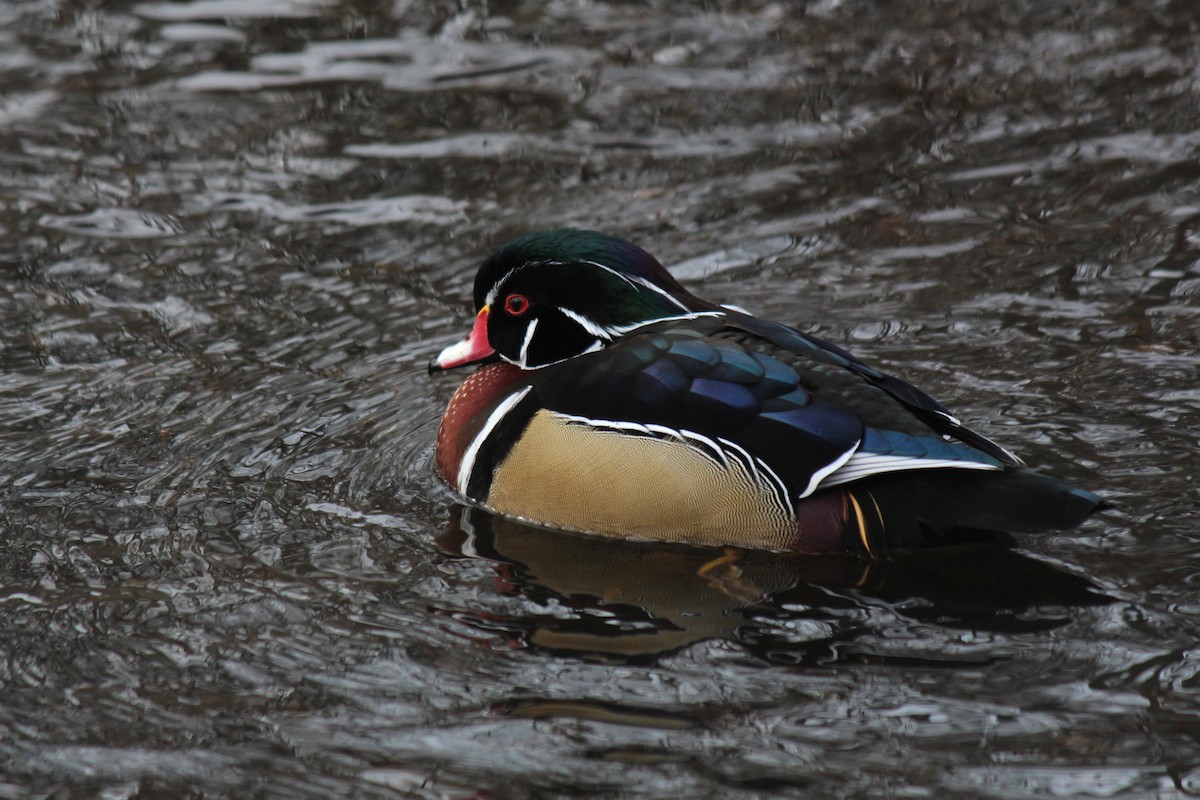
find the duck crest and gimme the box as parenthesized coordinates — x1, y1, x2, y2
(475, 228, 711, 313)
(429, 229, 1105, 554)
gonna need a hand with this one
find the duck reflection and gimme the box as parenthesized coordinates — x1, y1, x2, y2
(436, 505, 1109, 662)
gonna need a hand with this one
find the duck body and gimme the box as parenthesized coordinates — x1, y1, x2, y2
(430, 229, 1103, 555)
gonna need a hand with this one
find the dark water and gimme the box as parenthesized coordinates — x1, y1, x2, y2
(2, 1, 1199, 797)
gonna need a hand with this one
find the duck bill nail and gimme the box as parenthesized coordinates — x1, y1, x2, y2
(429, 308, 495, 372)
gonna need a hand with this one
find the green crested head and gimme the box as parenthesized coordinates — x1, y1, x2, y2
(451, 229, 718, 369)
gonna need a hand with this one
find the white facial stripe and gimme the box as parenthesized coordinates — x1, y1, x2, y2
(579, 340, 604, 355)
(485, 264, 524, 308)
(556, 307, 613, 341)
(485, 258, 570, 307)
(516, 317, 539, 368)
(631, 275, 691, 311)
(581, 260, 693, 313)
(604, 310, 725, 337)
(487, 256, 703, 329)
(580, 260, 640, 292)
(457, 386, 533, 497)
(502, 337, 602, 370)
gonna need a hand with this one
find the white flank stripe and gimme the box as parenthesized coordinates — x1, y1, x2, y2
(549, 415, 730, 469)
(718, 437, 760, 481)
(553, 412, 652, 435)
(755, 457, 795, 517)
(646, 423, 681, 439)
(799, 441, 860, 499)
(457, 386, 533, 497)
(820, 452, 1002, 488)
(549, 415, 797, 511)
(679, 429, 730, 467)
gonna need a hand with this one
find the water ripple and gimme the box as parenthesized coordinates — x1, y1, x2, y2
(38, 209, 185, 238)
(2, 1, 1198, 797)
(134, 0, 334, 22)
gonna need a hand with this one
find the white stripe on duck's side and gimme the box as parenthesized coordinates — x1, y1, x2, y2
(799, 441, 860, 499)
(550, 411, 796, 520)
(560, 409, 856, 505)
(821, 451, 1003, 487)
(716, 436, 795, 517)
(509, 411, 1005, 504)
(457, 385, 533, 497)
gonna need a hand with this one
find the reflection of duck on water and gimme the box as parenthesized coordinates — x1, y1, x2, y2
(436, 506, 1109, 662)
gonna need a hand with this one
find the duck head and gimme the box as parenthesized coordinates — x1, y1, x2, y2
(430, 229, 718, 371)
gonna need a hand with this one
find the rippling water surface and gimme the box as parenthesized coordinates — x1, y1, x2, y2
(2, 1, 1199, 797)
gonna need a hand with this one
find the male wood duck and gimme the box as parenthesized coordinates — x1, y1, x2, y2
(429, 229, 1104, 555)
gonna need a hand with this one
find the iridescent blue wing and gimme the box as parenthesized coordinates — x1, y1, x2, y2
(723, 314, 1022, 466)
(532, 319, 1004, 501)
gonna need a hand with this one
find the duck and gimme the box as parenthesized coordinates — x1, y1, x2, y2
(428, 228, 1104, 555)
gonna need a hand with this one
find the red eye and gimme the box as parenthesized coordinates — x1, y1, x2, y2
(504, 293, 530, 316)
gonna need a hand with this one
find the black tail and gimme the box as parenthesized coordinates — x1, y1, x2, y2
(831, 469, 1107, 553)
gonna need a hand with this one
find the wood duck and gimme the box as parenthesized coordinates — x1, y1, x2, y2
(429, 229, 1104, 555)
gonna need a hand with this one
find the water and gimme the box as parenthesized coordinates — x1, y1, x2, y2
(2, 1, 1198, 797)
